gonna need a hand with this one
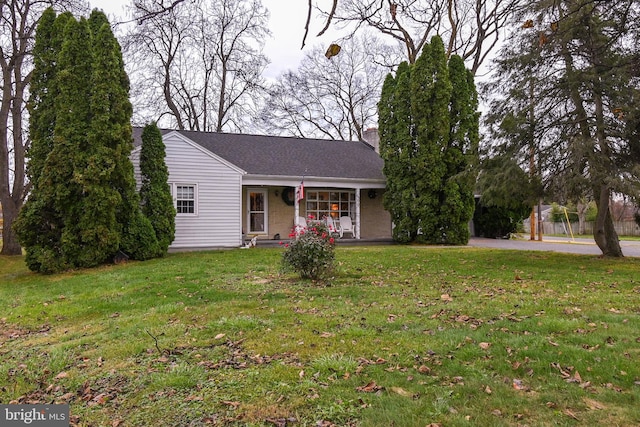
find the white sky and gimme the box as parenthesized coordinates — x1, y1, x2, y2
(88, 0, 344, 78)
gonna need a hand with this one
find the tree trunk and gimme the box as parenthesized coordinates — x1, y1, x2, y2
(576, 199, 587, 235)
(593, 186, 623, 257)
(0, 196, 22, 255)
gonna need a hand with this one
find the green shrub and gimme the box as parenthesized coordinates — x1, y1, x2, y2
(121, 211, 161, 260)
(281, 218, 335, 280)
(473, 200, 530, 238)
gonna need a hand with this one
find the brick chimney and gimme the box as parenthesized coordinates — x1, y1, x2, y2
(362, 128, 380, 153)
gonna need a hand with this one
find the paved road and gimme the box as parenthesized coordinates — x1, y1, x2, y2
(468, 236, 640, 257)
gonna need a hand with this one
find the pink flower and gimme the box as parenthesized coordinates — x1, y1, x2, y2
(329, 237, 335, 244)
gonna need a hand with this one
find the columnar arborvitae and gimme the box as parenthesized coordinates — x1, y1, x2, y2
(440, 55, 479, 244)
(16, 9, 161, 272)
(378, 36, 479, 244)
(380, 61, 421, 242)
(139, 123, 176, 254)
(14, 9, 73, 272)
(37, 16, 94, 270)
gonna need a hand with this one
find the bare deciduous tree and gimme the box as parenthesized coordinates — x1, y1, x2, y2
(125, 0, 270, 132)
(260, 34, 399, 141)
(305, 0, 525, 74)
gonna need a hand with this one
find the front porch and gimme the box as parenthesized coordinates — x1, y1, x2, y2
(242, 184, 392, 243)
(245, 237, 395, 248)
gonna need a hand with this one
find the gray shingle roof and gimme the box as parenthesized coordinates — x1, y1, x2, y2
(133, 128, 385, 181)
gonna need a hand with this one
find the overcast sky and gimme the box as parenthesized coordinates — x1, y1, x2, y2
(88, 0, 344, 78)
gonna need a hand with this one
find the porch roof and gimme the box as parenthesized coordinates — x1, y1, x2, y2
(133, 128, 385, 182)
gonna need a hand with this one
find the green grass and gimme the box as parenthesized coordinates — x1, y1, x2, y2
(1, 246, 639, 426)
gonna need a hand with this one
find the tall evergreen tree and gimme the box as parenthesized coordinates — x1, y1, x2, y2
(14, 10, 74, 271)
(379, 36, 479, 244)
(410, 36, 451, 243)
(380, 62, 420, 242)
(139, 123, 175, 254)
(483, 0, 640, 256)
(16, 9, 161, 272)
(32, 16, 94, 271)
(440, 55, 480, 244)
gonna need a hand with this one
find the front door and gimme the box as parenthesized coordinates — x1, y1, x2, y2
(247, 189, 268, 234)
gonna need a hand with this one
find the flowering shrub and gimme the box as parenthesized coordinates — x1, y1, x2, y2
(281, 218, 335, 280)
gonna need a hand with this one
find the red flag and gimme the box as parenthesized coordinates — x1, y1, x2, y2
(297, 181, 304, 202)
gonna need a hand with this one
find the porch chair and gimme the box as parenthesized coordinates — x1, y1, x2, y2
(295, 216, 307, 234)
(339, 216, 355, 238)
(325, 216, 341, 237)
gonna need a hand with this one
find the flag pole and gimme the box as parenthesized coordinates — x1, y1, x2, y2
(294, 174, 305, 236)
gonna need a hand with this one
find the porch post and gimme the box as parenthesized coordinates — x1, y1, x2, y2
(294, 197, 299, 235)
(355, 188, 361, 239)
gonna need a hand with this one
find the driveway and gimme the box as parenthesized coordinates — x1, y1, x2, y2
(468, 236, 640, 257)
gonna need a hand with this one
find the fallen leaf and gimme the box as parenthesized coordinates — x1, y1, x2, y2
(390, 386, 413, 398)
(299, 370, 305, 379)
(93, 393, 109, 405)
(222, 400, 240, 409)
(319, 332, 335, 338)
(418, 365, 431, 374)
(479, 342, 491, 350)
(512, 378, 527, 391)
(583, 398, 606, 410)
(573, 371, 582, 383)
(484, 385, 492, 394)
(441, 294, 453, 302)
(356, 381, 383, 393)
(563, 409, 580, 420)
(55, 372, 68, 380)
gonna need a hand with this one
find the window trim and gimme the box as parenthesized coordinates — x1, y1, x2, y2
(246, 188, 268, 235)
(171, 183, 198, 216)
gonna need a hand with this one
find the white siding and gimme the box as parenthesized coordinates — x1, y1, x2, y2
(133, 132, 244, 249)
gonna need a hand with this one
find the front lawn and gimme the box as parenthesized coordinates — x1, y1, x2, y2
(1, 246, 638, 426)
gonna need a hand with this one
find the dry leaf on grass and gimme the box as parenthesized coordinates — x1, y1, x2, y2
(390, 386, 414, 398)
(583, 398, 606, 410)
(563, 409, 580, 420)
(356, 381, 383, 393)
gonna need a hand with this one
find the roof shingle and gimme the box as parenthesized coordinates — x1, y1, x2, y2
(133, 128, 385, 181)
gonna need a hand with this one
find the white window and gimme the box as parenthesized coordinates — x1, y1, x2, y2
(305, 190, 355, 220)
(172, 184, 197, 215)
